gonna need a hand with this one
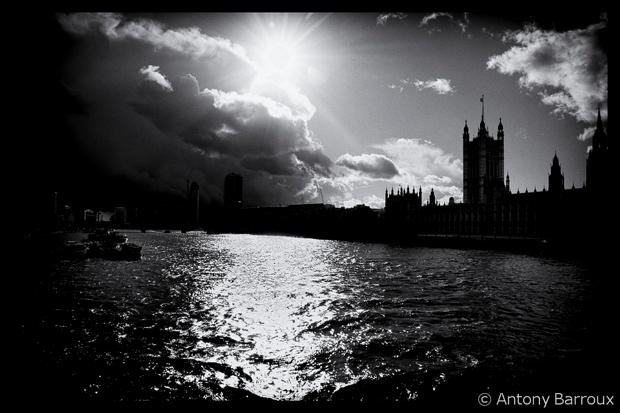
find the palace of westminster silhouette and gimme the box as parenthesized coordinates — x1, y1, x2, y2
(385, 97, 612, 239)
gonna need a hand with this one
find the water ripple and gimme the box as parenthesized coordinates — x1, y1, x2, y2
(33, 232, 592, 401)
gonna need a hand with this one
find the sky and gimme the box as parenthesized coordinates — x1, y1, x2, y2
(50, 11, 608, 209)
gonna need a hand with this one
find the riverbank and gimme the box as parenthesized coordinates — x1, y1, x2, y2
(16, 226, 612, 271)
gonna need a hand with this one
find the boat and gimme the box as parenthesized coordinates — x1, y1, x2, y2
(87, 229, 128, 244)
(62, 229, 142, 261)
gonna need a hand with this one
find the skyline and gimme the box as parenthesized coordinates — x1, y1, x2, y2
(50, 12, 607, 209)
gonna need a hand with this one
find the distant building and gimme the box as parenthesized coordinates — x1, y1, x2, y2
(463, 95, 508, 204)
(188, 181, 200, 227)
(586, 107, 610, 194)
(548, 153, 565, 192)
(114, 206, 127, 225)
(385, 185, 422, 218)
(383, 99, 604, 239)
(224, 173, 243, 209)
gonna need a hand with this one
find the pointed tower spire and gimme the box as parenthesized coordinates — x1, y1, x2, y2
(479, 94, 487, 133)
(592, 104, 607, 152)
(463, 120, 470, 141)
(497, 117, 504, 140)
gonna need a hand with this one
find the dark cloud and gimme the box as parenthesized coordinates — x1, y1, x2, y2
(126, 68, 333, 204)
(57, 12, 255, 67)
(335, 153, 400, 179)
(294, 149, 333, 177)
(133, 72, 324, 161)
(51, 12, 340, 208)
(241, 153, 304, 176)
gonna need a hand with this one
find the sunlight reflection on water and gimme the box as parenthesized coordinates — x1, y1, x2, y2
(39, 232, 592, 401)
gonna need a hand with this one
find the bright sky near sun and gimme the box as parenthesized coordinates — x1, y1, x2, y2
(56, 12, 607, 208)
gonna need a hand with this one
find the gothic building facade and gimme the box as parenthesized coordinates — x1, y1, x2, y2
(384, 100, 610, 241)
(463, 96, 508, 204)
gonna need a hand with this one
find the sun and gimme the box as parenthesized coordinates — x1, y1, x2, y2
(256, 35, 301, 82)
(241, 14, 330, 90)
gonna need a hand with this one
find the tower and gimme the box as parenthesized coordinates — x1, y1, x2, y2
(189, 181, 200, 227)
(586, 107, 609, 193)
(548, 153, 565, 192)
(497, 117, 504, 140)
(462, 120, 470, 203)
(224, 173, 243, 209)
(462, 95, 506, 204)
(429, 188, 436, 206)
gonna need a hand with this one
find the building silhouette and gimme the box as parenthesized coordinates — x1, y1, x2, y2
(429, 188, 436, 206)
(385, 186, 422, 218)
(114, 206, 127, 226)
(384, 99, 609, 241)
(548, 153, 564, 192)
(188, 181, 200, 228)
(224, 173, 243, 209)
(586, 107, 611, 195)
(463, 95, 508, 204)
(213, 97, 610, 253)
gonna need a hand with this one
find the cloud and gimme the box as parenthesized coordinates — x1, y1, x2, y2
(249, 76, 316, 121)
(335, 153, 400, 179)
(376, 13, 408, 26)
(321, 138, 464, 205)
(486, 22, 607, 125)
(131, 72, 330, 179)
(419, 12, 469, 33)
(61, 64, 334, 207)
(55, 12, 466, 209)
(55, 13, 347, 207)
(139, 65, 173, 91)
(419, 12, 453, 27)
(389, 78, 455, 94)
(57, 12, 256, 68)
(387, 80, 409, 93)
(373, 138, 463, 203)
(412, 78, 455, 94)
(577, 126, 596, 142)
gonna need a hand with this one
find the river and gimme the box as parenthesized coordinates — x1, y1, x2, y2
(18, 232, 614, 403)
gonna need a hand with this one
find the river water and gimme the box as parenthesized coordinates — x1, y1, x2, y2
(21, 232, 613, 403)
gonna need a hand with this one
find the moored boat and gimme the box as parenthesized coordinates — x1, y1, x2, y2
(62, 229, 142, 261)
